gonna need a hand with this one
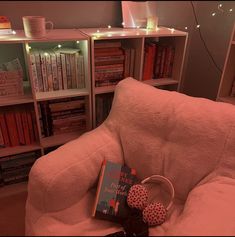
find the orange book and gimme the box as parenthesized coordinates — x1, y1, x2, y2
(0, 113, 10, 147)
(21, 110, 31, 145)
(15, 110, 26, 145)
(5, 111, 20, 147)
(27, 109, 35, 143)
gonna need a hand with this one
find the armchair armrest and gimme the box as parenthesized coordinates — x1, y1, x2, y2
(27, 124, 124, 214)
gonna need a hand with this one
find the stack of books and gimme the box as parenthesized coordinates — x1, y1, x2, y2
(0, 151, 40, 186)
(94, 40, 135, 87)
(0, 105, 38, 148)
(143, 42, 175, 80)
(29, 48, 85, 92)
(38, 97, 86, 137)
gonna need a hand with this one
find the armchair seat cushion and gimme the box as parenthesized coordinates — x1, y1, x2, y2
(25, 78, 235, 236)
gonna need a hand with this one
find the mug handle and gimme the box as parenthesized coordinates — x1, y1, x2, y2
(45, 21, 54, 33)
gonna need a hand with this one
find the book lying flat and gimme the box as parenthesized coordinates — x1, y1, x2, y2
(92, 160, 137, 223)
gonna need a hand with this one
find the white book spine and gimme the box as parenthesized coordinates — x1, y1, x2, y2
(60, 53, 67, 89)
(29, 53, 39, 92)
(40, 53, 49, 92)
(50, 52, 59, 91)
(55, 52, 63, 90)
(45, 52, 53, 91)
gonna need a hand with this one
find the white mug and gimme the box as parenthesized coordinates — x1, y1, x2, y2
(22, 16, 53, 38)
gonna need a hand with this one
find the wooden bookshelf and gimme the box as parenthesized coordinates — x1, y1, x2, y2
(0, 29, 92, 187)
(217, 23, 235, 105)
(79, 27, 188, 127)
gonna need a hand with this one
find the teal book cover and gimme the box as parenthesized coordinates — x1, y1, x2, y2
(92, 160, 137, 223)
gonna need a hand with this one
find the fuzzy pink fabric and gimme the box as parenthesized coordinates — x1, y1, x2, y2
(25, 78, 235, 236)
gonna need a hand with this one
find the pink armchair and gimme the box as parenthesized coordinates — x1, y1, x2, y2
(25, 78, 235, 236)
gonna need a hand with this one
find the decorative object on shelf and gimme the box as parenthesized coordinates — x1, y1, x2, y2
(22, 16, 53, 38)
(146, 16, 158, 30)
(0, 16, 14, 35)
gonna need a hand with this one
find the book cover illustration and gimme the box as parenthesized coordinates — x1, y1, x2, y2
(93, 160, 137, 223)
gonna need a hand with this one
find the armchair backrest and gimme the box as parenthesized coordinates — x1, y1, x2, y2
(105, 78, 235, 200)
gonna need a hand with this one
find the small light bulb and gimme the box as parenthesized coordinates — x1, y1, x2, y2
(76, 41, 80, 44)
(185, 26, 188, 30)
(12, 30, 16, 35)
(44, 52, 48, 56)
(229, 8, 233, 12)
(196, 24, 200, 28)
(122, 22, 125, 26)
(219, 4, 222, 7)
(212, 12, 216, 16)
(58, 44, 62, 48)
(97, 29, 100, 33)
(108, 25, 111, 29)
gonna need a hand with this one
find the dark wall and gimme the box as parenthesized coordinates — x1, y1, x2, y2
(1, 1, 235, 100)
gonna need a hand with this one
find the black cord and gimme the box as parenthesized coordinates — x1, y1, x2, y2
(190, 1, 222, 73)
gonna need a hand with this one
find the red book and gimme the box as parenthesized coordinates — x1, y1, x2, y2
(15, 110, 26, 145)
(148, 43, 156, 80)
(26, 109, 35, 143)
(21, 110, 31, 145)
(154, 45, 163, 78)
(142, 46, 150, 80)
(0, 113, 10, 147)
(30, 110, 39, 141)
(5, 111, 20, 147)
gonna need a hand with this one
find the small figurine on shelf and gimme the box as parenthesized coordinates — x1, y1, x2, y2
(0, 16, 13, 35)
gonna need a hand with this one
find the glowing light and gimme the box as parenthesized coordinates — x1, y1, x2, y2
(196, 24, 200, 28)
(97, 30, 100, 33)
(28, 46, 32, 50)
(107, 34, 112, 37)
(58, 44, 62, 48)
(108, 25, 111, 29)
(170, 28, 175, 33)
(212, 12, 216, 16)
(44, 52, 48, 56)
(185, 26, 188, 30)
(12, 30, 16, 35)
(122, 22, 125, 26)
(229, 8, 233, 12)
(219, 4, 222, 8)
(76, 41, 80, 44)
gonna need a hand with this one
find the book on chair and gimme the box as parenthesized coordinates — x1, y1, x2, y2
(92, 160, 137, 223)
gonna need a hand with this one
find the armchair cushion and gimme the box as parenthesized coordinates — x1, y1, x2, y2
(25, 78, 235, 236)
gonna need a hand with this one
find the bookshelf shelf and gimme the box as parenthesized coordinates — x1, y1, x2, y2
(217, 96, 235, 105)
(40, 130, 85, 148)
(142, 78, 179, 87)
(0, 95, 34, 107)
(217, 23, 235, 105)
(94, 85, 116, 95)
(0, 144, 41, 158)
(35, 88, 89, 101)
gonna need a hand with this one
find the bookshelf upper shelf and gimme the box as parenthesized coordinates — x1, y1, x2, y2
(79, 27, 188, 40)
(0, 29, 89, 43)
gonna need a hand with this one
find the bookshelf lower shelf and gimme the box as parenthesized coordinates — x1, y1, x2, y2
(0, 94, 34, 107)
(217, 96, 235, 105)
(36, 89, 89, 101)
(142, 78, 179, 87)
(95, 85, 116, 95)
(0, 144, 41, 158)
(40, 130, 86, 148)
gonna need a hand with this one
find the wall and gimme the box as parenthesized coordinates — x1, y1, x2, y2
(1, 1, 235, 100)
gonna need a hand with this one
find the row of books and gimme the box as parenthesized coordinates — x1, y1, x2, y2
(94, 40, 135, 87)
(0, 106, 38, 148)
(29, 48, 85, 93)
(0, 58, 24, 97)
(96, 93, 114, 126)
(143, 42, 175, 80)
(0, 151, 40, 186)
(38, 97, 87, 137)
